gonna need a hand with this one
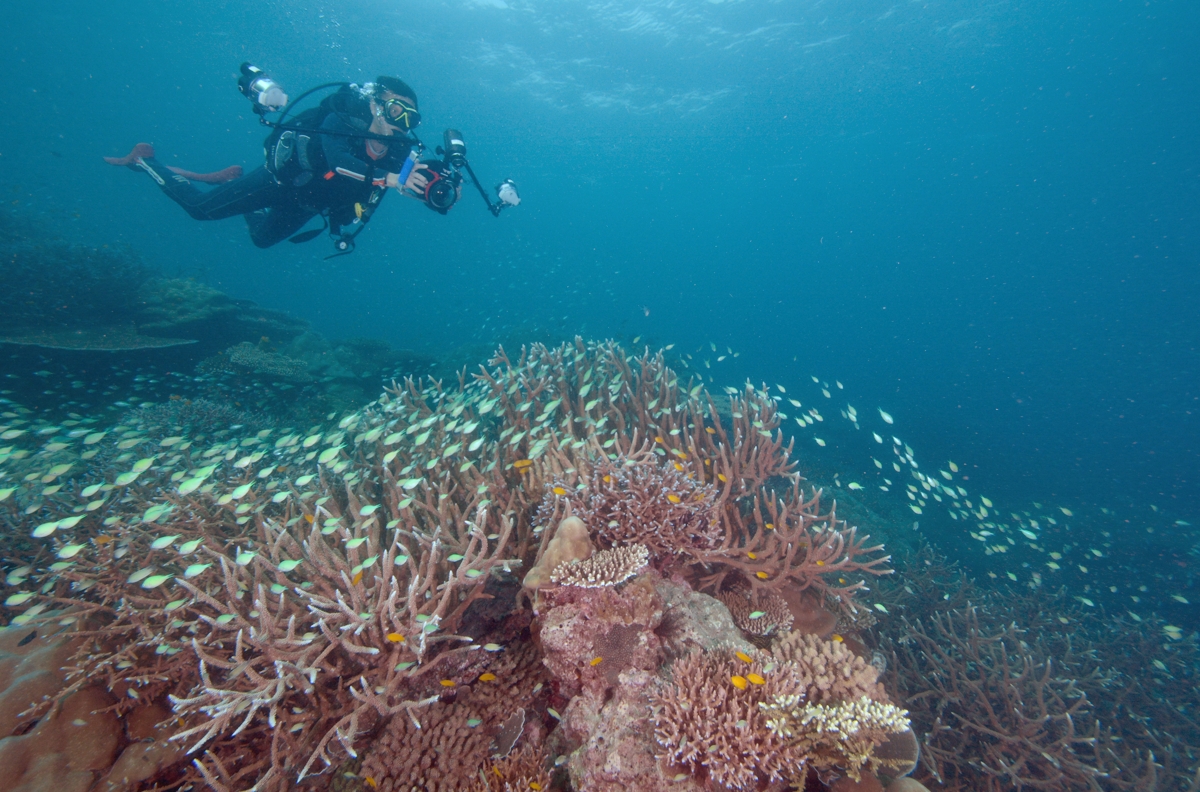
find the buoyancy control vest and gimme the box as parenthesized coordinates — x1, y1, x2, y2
(264, 86, 367, 187)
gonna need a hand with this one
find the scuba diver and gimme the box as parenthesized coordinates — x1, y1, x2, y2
(106, 65, 519, 255)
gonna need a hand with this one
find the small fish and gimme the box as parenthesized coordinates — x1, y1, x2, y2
(873, 604, 889, 614)
(666, 494, 682, 504)
(814, 438, 826, 447)
(478, 672, 497, 681)
(387, 633, 405, 643)
(184, 563, 212, 579)
(755, 571, 768, 580)
(1152, 659, 1168, 671)
(483, 643, 503, 652)
(748, 611, 766, 619)
(278, 559, 302, 572)
(730, 675, 748, 690)
(746, 673, 765, 685)
(735, 651, 753, 663)
(878, 408, 894, 424)
(512, 459, 533, 469)
(831, 634, 844, 643)
(1171, 595, 1189, 604)
(439, 679, 456, 687)
(352, 571, 364, 585)
(365, 777, 378, 789)
(552, 486, 567, 496)
(590, 656, 603, 666)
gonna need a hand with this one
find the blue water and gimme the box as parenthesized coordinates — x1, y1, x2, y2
(1, 0, 1196, 519)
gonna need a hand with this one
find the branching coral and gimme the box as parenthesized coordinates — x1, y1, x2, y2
(761, 694, 911, 782)
(651, 635, 904, 789)
(884, 605, 1106, 791)
(0, 337, 896, 790)
(478, 340, 891, 612)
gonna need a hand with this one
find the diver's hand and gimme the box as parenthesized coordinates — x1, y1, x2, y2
(404, 164, 430, 194)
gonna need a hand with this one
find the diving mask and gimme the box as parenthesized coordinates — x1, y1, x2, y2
(381, 98, 421, 131)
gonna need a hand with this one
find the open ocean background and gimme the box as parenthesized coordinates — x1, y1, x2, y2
(1, 0, 1196, 537)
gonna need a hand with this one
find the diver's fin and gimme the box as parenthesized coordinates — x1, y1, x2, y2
(288, 229, 325, 244)
(103, 143, 155, 167)
(167, 165, 243, 184)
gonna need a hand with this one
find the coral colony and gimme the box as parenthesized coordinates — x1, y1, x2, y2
(0, 339, 1194, 791)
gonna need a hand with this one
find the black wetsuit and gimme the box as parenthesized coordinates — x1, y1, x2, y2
(140, 92, 410, 248)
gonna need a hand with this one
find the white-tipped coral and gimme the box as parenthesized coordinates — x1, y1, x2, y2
(550, 543, 649, 588)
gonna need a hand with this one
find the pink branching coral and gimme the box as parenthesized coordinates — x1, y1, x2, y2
(481, 340, 891, 613)
(651, 650, 800, 790)
(565, 456, 722, 560)
(651, 635, 904, 789)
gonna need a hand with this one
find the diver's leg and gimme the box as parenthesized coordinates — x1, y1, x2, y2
(244, 202, 317, 249)
(137, 159, 282, 221)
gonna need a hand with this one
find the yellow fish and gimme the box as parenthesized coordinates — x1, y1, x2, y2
(478, 672, 497, 681)
(590, 656, 603, 666)
(730, 675, 748, 690)
(666, 494, 682, 504)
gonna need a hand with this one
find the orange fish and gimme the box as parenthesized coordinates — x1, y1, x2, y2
(513, 459, 533, 469)
(602, 475, 612, 483)
(386, 633, 405, 643)
(705, 427, 716, 434)
(735, 650, 753, 663)
(590, 656, 603, 666)
(440, 679, 456, 687)
(478, 672, 497, 682)
(552, 486, 567, 496)
(746, 673, 765, 685)
(365, 777, 378, 789)
(730, 675, 748, 690)
(94, 535, 114, 545)
(304, 514, 314, 524)
(673, 462, 684, 472)
(654, 436, 664, 443)
(352, 570, 364, 585)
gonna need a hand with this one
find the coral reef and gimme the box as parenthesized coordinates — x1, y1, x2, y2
(876, 548, 1200, 792)
(0, 338, 897, 791)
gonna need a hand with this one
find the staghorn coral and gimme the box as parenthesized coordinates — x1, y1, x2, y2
(0, 337, 896, 791)
(550, 543, 649, 588)
(484, 340, 891, 612)
(760, 694, 911, 782)
(651, 649, 802, 790)
(566, 456, 722, 560)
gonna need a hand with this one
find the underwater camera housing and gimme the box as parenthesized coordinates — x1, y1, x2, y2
(420, 158, 463, 215)
(238, 63, 288, 116)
